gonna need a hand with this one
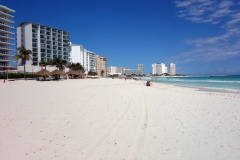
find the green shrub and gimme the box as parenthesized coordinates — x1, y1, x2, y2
(0, 73, 41, 79)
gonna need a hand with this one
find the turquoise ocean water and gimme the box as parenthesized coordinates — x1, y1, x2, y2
(142, 75, 240, 92)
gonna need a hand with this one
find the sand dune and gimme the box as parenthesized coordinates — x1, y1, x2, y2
(0, 79, 240, 160)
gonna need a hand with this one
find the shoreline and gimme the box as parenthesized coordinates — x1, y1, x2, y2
(139, 79, 240, 94)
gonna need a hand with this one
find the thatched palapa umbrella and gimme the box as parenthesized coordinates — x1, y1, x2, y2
(36, 69, 52, 76)
(36, 69, 52, 81)
(51, 70, 65, 75)
(66, 70, 79, 75)
(78, 72, 86, 78)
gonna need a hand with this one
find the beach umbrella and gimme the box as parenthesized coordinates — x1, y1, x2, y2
(51, 69, 65, 75)
(66, 70, 79, 75)
(36, 69, 52, 76)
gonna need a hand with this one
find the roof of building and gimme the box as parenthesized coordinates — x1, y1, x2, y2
(0, 5, 15, 13)
(17, 22, 70, 32)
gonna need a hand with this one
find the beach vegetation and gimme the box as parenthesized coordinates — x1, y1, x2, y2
(50, 57, 67, 71)
(101, 70, 105, 77)
(14, 46, 33, 80)
(88, 71, 98, 76)
(68, 62, 84, 72)
(0, 73, 41, 79)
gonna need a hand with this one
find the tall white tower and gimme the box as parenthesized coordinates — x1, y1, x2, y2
(0, 5, 15, 72)
(170, 63, 176, 75)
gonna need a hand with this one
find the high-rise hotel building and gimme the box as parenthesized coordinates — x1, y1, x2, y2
(17, 22, 70, 66)
(0, 5, 15, 72)
(69, 43, 97, 74)
(137, 64, 144, 73)
(170, 63, 176, 75)
(152, 63, 165, 75)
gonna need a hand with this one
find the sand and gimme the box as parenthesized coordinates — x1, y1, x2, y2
(0, 78, 240, 160)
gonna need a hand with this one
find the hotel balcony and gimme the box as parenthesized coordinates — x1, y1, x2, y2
(0, 16, 14, 23)
(32, 29, 37, 33)
(0, 46, 14, 51)
(40, 40, 46, 44)
(52, 29, 57, 33)
(32, 39, 38, 43)
(33, 54, 38, 57)
(0, 10, 14, 18)
(33, 58, 38, 61)
(63, 36, 69, 40)
(0, 51, 14, 56)
(0, 57, 15, 62)
(47, 54, 52, 58)
(53, 55, 57, 58)
(32, 34, 38, 38)
(41, 45, 46, 49)
(32, 48, 38, 52)
(63, 32, 69, 35)
(40, 26, 46, 30)
(0, 40, 14, 45)
(0, 34, 14, 40)
(41, 54, 46, 57)
(0, 64, 17, 68)
(40, 36, 46, 39)
(0, 22, 14, 29)
(32, 25, 38, 29)
(0, 28, 14, 34)
(40, 30, 46, 35)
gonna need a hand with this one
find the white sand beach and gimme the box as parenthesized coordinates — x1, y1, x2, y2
(0, 79, 240, 160)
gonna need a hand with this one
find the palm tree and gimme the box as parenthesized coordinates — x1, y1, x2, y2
(40, 60, 49, 69)
(40, 60, 49, 81)
(101, 70, 105, 77)
(14, 46, 32, 80)
(51, 57, 67, 71)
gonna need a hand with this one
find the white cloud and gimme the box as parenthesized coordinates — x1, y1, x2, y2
(212, 21, 220, 24)
(169, 0, 240, 63)
(218, 0, 234, 8)
(175, 1, 193, 7)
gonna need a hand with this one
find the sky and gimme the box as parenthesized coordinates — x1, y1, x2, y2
(3, 0, 240, 75)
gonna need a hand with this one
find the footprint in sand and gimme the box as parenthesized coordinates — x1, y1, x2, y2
(177, 151, 185, 157)
(172, 139, 178, 144)
(178, 132, 184, 136)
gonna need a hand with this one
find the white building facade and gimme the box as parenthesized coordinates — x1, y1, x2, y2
(69, 43, 96, 74)
(170, 63, 176, 75)
(152, 63, 165, 75)
(137, 64, 144, 73)
(17, 22, 71, 66)
(0, 5, 15, 72)
(123, 69, 143, 76)
(165, 66, 168, 73)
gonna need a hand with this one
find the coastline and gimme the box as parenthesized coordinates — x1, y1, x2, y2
(140, 77, 240, 93)
(1, 79, 240, 159)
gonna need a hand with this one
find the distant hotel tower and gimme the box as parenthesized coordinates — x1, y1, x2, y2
(170, 63, 176, 75)
(0, 5, 15, 72)
(17, 22, 70, 66)
(137, 64, 144, 73)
